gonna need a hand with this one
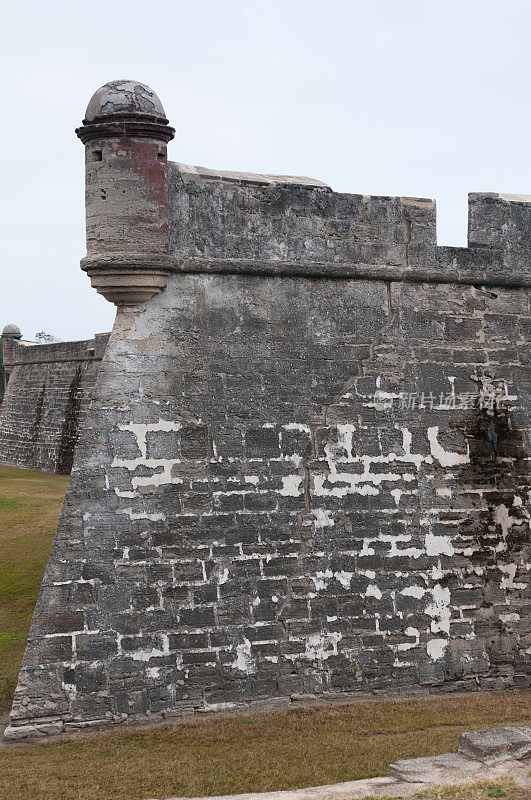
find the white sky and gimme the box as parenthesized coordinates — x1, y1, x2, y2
(1, 0, 529, 341)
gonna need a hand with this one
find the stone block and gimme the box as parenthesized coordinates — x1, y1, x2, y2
(388, 752, 480, 783)
(3, 721, 64, 741)
(458, 726, 531, 764)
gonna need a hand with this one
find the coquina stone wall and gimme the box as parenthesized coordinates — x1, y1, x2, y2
(6, 166, 530, 739)
(0, 333, 109, 474)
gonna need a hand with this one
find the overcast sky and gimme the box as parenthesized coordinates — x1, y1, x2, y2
(1, 0, 529, 341)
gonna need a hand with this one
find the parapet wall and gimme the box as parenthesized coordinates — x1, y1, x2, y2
(6, 163, 529, 740)
(0, 333, 109, 474)
(170, 165, 529, 285)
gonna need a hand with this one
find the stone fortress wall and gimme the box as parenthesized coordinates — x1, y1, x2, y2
(0, 330, 109, 474)
(4, 81, 530, 740)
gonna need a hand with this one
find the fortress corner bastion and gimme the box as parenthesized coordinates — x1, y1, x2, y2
(2, 81, 530, 741)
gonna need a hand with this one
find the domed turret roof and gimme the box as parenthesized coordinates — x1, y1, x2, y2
(2, 323, 21, 336)
(84, 80, 167, 122)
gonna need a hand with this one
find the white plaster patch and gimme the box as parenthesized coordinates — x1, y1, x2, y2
(283, 423, 311, 434)
(396, 643, 415, 652)
(312, 569, 333, 591)
(336, 425, 356, 461)
(430, 564, 444, 581)
(360, 540, 376, 556)
(383, 533, 423, 559)
(475, 375, 518, 411)
(436, 487, 452, 499)
(278, 474, 303, 497)
(399, 427, 429, 469)
(359, 569, 376, 579)
(427, 638, 448, 660)
(111, 419, 185, 494)
(401, 585, 426, 599)
(117, 508, 166, 521)
(494, 504, 525, 539)
(397, 626, 420, 652)
(231, 638, 257, 674)
(130, 634, 170, 662)
(287, 453, 302, 467)
(500, 613, 520, 623)
(390, 488, 403, 507)
(312, 425, 425, 505)
(334, 571, 353, 589)
(365, 584, 382, 599)
(115, 420, 183, 462)
(425, 532, 455, 557)
(427, 426, 469, 467)
(203, 701, 239, 712)
(304, 631, 342, 661)
(499, 564, 526, 591)
(61, 679, 77, 699)
(146, 667, 161, 679)
(425, 584, 451, 635)
(218, 567, 229, 585)
(313, 507, 334, 529)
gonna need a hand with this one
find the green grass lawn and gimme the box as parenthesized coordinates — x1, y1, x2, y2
(1, 693, 530, 800)
(416, 778, 530, 800)
(0, 465, 69, 709)
(0, 465, 529, 800)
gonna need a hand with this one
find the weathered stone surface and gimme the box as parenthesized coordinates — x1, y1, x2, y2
(76, 80, 175, 305)
(459, 726, 531, 764)
(388, 752, 481, 782)
(3, 721, 64, 740)
(84, 80, 167, 123)
(3, 81, 530, 738)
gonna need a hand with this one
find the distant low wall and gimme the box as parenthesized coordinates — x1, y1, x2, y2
(0, 332, 109, 474)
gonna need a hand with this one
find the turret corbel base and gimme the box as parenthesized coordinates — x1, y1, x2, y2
(81, 253, 176, 305)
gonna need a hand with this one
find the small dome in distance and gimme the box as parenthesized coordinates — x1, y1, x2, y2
(2, 324, 21, 337)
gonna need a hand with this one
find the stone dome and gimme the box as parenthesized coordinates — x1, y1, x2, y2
(2, 324, 21, 336)
(84, 80, 167, 122)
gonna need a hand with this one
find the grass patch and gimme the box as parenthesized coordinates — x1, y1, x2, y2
(0, 465, 69, 710)
(415, 777, 528, 799)
(0, 692, 530, 800)
(0, 496, 21, 511)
